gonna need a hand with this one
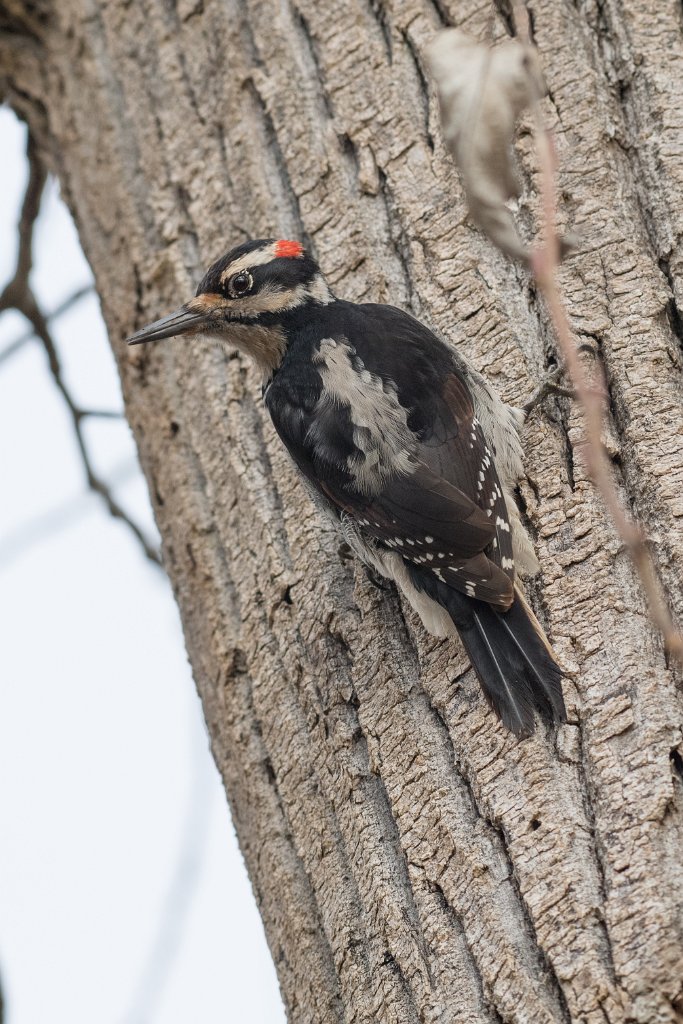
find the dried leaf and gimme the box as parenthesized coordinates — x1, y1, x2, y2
(427, 29, 545, 262)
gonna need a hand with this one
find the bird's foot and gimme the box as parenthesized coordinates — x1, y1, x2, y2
(523, 366, 574, 418)
(363, 563, 392, 591)
(338, 541, 354, 565)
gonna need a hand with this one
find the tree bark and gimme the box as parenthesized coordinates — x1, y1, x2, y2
(2, 0, 683, 1020)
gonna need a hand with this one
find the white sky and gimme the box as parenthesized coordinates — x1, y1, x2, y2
(0, 107, 285, 1024)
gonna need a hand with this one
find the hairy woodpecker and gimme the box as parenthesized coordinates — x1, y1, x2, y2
(128, 238, 566, 736)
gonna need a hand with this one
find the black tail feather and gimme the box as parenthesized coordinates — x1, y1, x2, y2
(465, 596, 565, 735)
(408, 568, 566, 735)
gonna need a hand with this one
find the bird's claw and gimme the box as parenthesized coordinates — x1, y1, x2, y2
(363, 563, 392, 591)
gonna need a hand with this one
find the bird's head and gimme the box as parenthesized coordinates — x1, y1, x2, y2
(126, 238, 331, 374)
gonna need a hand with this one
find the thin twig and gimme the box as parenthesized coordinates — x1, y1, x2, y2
(512, 0, 683, 658)
(0, 331, 30, 365)
(0, 135, 45, 315)
(0, 132, 160, 567)
(77, 408, 125, 420)
(0, 283, 95, 365)
(15, 133, 45, 287)
(27, 290, 160, 564)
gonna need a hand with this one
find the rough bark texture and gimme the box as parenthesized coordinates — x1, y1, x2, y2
(3, 1, 683, 1021)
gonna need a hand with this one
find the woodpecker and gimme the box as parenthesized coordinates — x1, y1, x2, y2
(128, 238, 566, 736)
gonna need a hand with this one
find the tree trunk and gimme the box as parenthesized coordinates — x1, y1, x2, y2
(3, 0, 683, 1020)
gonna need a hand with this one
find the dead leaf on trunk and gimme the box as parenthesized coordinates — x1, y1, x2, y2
(427, 28, 546, 262)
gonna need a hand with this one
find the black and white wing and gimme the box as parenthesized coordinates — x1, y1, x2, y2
(265, 303, 516, 610)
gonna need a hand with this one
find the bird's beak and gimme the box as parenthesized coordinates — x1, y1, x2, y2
(126, 301, 215, 346)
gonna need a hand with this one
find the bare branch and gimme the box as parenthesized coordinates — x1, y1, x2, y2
(0, 283, 95, 365)
(0, 132, 160, 568)
(432, 12, 683, 659)
(429, 11, 683, 658)
(0, 132, 45, 313)
(508, 0, 683, 658)
(78, 408, 125, 420)
(25, 290, 160, 564)
(530, 120, 683, 658)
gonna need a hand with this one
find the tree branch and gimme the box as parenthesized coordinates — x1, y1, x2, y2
(0, 131, 160, 567)
(0, 283, 95, 365)
(511, 0, 683, 659)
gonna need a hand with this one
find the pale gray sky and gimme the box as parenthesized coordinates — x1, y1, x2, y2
(0, 107, 285, 1024)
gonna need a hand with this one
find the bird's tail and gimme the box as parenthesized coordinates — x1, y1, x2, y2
(410, 570, 566, 735)
(458, 586, 566, 735)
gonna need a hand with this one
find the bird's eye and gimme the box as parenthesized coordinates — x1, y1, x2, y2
(228, 271, 253, 298)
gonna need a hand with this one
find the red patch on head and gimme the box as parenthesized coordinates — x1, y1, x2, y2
(275, 239, 304, 259)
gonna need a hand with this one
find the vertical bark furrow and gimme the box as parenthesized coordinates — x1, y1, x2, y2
(347, 578, 579, 1022)
(208, 661, 348, 1024)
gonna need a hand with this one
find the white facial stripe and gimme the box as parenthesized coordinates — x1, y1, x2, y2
(218, 249, 331, 311)
(196, 272, 330, 326)
(228, 278, 330, 316)
(230, 282, 306, 315)
(220, 243, 279, 282)
(314, 338, 415, 495)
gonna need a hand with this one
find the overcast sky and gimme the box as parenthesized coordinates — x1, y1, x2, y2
(0, 107, 285, 1024)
